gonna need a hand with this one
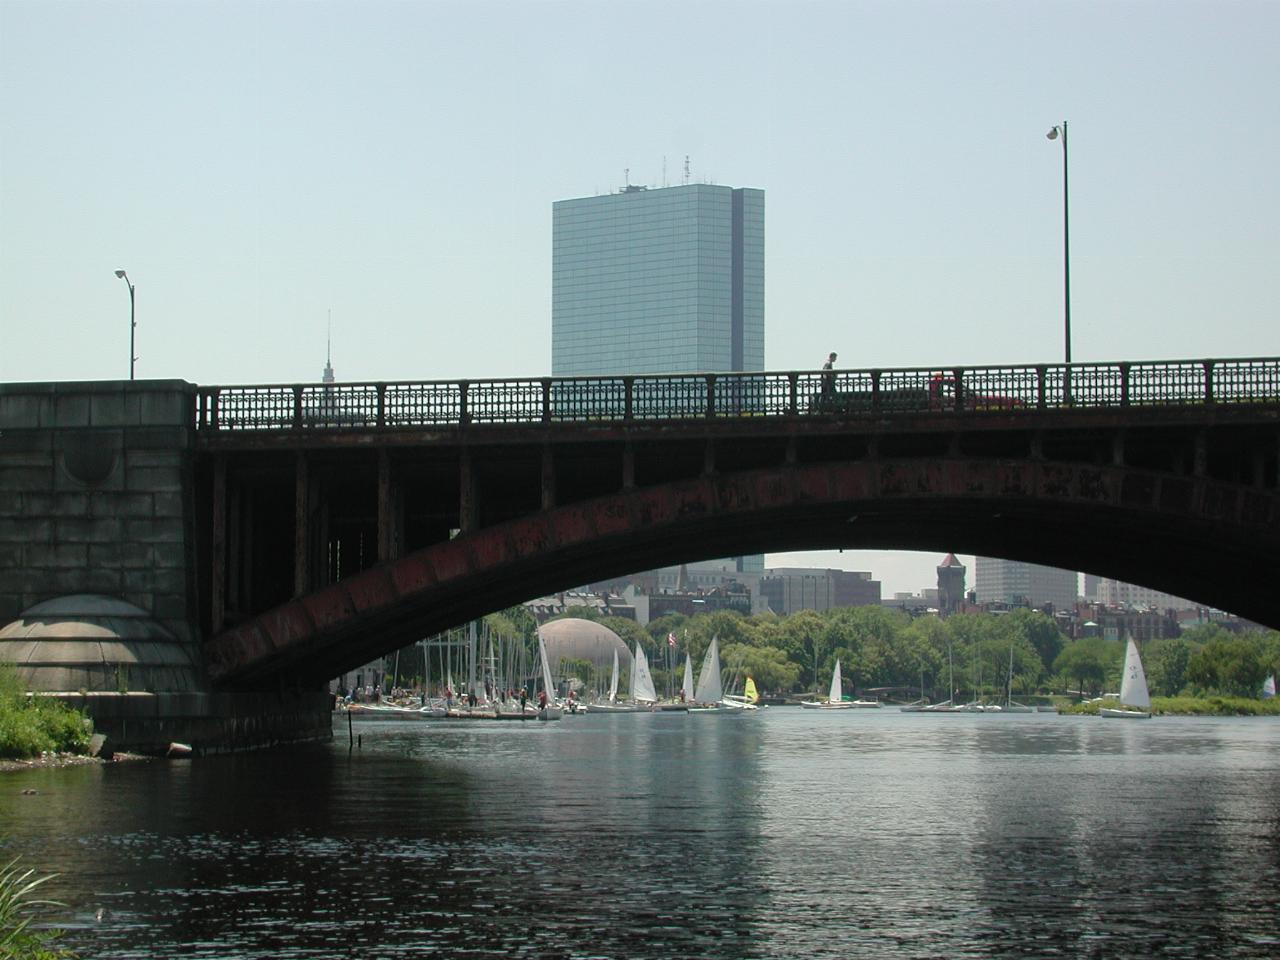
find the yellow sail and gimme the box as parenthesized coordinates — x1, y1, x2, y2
(744, 676, 759, 704)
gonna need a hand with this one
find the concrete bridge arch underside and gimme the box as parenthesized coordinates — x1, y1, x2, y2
(206, 447, 1280, 689)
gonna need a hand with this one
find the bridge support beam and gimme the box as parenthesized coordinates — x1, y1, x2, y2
(211, 455, 226, 634)
(294, 451, 309, 596)
(377, 449, 396, 562)
(459, 450, 476, 533)
(541, 445, 556, 509)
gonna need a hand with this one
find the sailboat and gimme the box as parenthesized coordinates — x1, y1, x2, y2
(632, 640, 659, 706)
(681, 654, 695, 703)
(720, 646, 761, 711)
(801, 660, 880, 709)
(535, 635, 563, 720)
(916, 647, 962, 716)
(1099, 638, 1152, 719)
(1262, 675, 1276, 699)
(689, 637, 729, 712)
(722, 674, 761, 710)
(590, 646, 647, 713)
(740, 676, 763, 708)
(1003, 645, 1034, 713)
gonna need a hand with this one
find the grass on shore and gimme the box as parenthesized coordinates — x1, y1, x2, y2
(0, 669, 90, 761)
(1059, 695, 1280, 716)
(0, 855, 76, 959)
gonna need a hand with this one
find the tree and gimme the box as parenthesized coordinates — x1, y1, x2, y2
(899, 617, 948, 700)
(774, 609, 826, 691)
(719, 642, 801, 695)
(822, 606, 908, 691)
(550, 605, 603, 624)
(1053, 638, 1114, 698)
(599, 615, 648, 651)
(1143, 637, 1195, 697)
(1187, 636, 1268, 697)
(646, 612, 688, 647)
(1005, 608, 1065, 674)
(1254, 630, 1280, 687)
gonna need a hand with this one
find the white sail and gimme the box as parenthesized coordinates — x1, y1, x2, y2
(694, 637, 723, 705)
(1118, 639, 1151, 710)
(682, 655, 695, 702)
(539, 635, 556, 700)
(1263, 675, 1276, 699)
(632, 642, 658, 703)
(828, 659, 844, 703)
(608, 648, 620, 702)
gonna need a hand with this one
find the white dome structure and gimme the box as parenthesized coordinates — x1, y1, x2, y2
(0, 594, 204, 693)
(537, 618, 633, 673)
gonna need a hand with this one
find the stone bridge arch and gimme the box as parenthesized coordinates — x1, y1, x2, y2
(205, 454, 1279, 688)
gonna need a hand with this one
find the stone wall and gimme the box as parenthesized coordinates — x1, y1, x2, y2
(41, 690, 335, 756)
(0, 380, 199, 643)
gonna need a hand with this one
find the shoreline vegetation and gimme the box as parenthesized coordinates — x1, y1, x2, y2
(0, 853, 76, 960)
(1059, 695, 1280, 717)
(0, 667, 91, 765)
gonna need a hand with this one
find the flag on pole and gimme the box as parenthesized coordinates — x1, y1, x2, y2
(667, 632, 677, 648)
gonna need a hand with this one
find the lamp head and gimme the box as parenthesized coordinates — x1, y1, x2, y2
(1046, 126, 1059, 141)
(114, 269, 126, 279)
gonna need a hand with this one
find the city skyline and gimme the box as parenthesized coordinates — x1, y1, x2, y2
(3, 1, 1276, 597)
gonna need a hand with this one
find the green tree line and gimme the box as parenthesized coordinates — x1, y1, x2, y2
(543, 606, 1280, 702)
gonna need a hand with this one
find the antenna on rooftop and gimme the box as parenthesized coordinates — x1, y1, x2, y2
(323, 309, 335, 385)
(683, 155, 690, 186)
(662, 155, 667, 187)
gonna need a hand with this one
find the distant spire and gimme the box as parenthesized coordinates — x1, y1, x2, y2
(323, 309, 335, 385)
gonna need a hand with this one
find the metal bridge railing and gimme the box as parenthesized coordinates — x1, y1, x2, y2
(194, 357, 1280, 432)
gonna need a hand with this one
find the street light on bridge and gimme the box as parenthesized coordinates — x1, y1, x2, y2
(114, 269, 136, 380)
(1046, 121, 1071, 365)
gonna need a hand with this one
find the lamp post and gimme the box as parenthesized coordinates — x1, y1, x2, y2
(114, 270, 136, 380)
(1046, 122, 1070, 365)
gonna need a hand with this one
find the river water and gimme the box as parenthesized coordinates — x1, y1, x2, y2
(4, 708, 1279, 958)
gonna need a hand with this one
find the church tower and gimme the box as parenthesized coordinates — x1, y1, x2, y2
(937, 553, 966, 617)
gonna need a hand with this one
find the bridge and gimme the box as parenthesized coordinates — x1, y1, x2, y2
(185, 357, 1280, 687)
(2, 357, 1278, 750)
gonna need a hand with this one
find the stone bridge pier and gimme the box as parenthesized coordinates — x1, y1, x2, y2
(0, 380, 330, 754)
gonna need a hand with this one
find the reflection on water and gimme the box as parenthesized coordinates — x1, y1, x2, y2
(3, 711, 1279, 958)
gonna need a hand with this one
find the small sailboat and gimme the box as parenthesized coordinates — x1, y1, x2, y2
(801, 660, 878, 708)
(587, 647, 635, 712)
(1003, 645, 1034, 713)
(1262, 675, 1276, 699)
(722, 674, 760, 710)
(1099, 639, 1152, 719)
(689, 637, 729, 712)
(908, 646, 963, 712)
(536, 635, 563, 720)
(632, 639, 659, 706)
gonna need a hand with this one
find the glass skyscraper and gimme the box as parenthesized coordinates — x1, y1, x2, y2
(974, 557, 1079, 611)
(552, 183, 764, 376)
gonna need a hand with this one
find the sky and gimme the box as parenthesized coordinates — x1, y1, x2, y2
(2, 1, 1278, 596)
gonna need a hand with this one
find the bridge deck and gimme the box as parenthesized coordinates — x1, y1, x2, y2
(194, 358, 1280, 434)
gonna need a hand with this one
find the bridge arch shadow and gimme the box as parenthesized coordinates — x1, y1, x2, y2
(205, 455, 1278, 687)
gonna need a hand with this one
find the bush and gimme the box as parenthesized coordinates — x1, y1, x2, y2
(0, 668, 91, 760)
(1058, 695, 1280, 717)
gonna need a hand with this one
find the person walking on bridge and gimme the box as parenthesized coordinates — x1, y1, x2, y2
(821, 352, 837, 396)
